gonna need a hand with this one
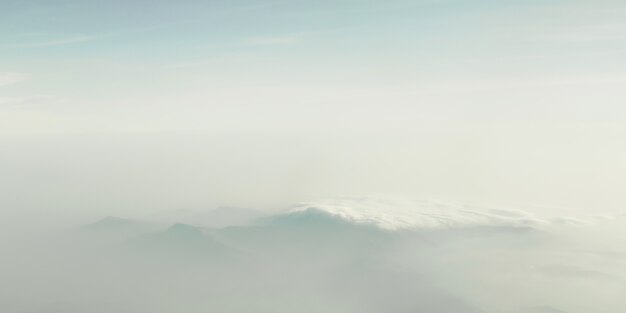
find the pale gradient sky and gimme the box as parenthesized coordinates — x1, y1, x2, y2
(2, 0, 626, 131)
(2, 0, 626, 225)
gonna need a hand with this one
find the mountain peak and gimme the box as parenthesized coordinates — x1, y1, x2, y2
(164, 223, 204, 238)
(82, 216, 135, 231)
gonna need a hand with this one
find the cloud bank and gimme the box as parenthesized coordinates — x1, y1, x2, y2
(3, 197, 625, 313)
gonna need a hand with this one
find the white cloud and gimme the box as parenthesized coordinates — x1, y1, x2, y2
(273, 197, 552, 231)
(0, 72, 29, 87)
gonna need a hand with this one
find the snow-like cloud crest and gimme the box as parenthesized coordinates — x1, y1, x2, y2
(280, 197, 559, 231)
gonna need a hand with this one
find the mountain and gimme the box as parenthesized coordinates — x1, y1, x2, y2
(76, 216, 158, 244)
(145, 207, 266, 228)
(511, 307, 569, 313)
(81, 216, 137, 232)
(182, 206, 266, 228)
(267, 197, 547, 231)
(128, 223, 233, 261)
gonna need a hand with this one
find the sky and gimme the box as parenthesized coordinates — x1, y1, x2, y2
(2, 0, 626, 224)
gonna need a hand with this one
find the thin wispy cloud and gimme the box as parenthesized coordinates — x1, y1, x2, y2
(245, 35, 299, 46)
(0, 22, 198, 50)
(537, 23, 626, 42)
(408, 75, 626, 95)
(0, 95, 64, 108)
(0, 35, 95, 49)
(465, 49, 626, 63)
(0, 72, 29, 86)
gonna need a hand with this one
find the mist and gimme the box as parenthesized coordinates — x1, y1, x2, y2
(2, 194, 626, 313)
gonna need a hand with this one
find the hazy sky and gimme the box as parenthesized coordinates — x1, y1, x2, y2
(2, 0, 626, 130)
(2, 0, 626, 224)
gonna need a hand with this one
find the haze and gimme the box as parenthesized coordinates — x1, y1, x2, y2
(1, 1, 626, 312)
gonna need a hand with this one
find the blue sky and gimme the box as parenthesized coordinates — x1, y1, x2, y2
(1, 0, 626, 132)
